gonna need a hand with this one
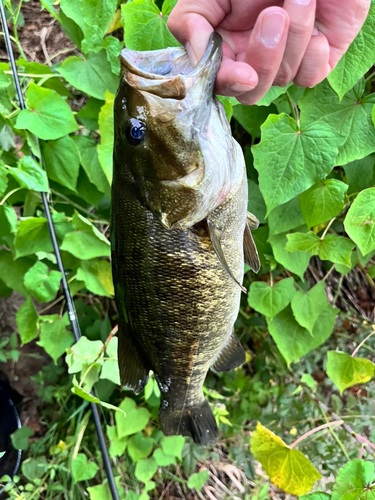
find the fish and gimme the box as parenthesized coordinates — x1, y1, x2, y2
(111, 33, 260, 446)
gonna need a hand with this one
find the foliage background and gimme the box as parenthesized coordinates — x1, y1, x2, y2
(0, 0, 375, 498)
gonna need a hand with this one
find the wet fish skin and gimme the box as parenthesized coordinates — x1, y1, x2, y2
(111, 34, 259, 445)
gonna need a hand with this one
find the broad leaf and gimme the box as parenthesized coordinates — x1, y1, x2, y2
(327, 351, 375, 394)
(248, 278, 295, 318)
(37, 314, 74, 363)
(253, 113, 339, 214)
(14, 218, 53, 258)
(76, 97, 102, 131)
(331, 460, 375, 500)
(250, 422, 321, 496)
(187, 470, 209, 492)
(115, 398, 150, 438)
(268, 232, 310, 280)
(71, 376, 123, 412)
(256, 84, 292, 106)
(97, 91, 114, 185)
(299, 180, 348, 228)
(24, 261, 62, 302)
(233, 104, 276, 138)
(268, 197, 305, 236)
(0, 250, 34, 296)
(77, 260, 113, 297)
(299, 79, 375, 165)
(0, 205, 17, 238)
(11, 427, 33, 451)
(343, 155, 375, 195)
(286, 232, 355, 267)
(344, 188, 375, 255)
(153, 448, 176, 467)
(61, 212, 110, 260)
(121, 0, 180, 51)
(15, 83, 77, 140)
(73, 135, 109, 194)
(161, 435, 185, 460)
(80, 0, 118, 53)
(41, 136, 80, 191)
(16, 297, 39, 345)
(291, 282, 328, 335)
(66, 336, 104, 373)
(134, 457, 157, 483)
(328, 1, 375, 99)
(127, 433, 154, 462)
(9, 156, 49, 192)
(267, 305, 337, 366)
(299, 494, 331, 500)
(72, 453, 99, 483)
(57, 51, 119, 100)
(0, 161, 8, 196)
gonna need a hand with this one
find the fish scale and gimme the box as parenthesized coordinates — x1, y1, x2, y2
(111, 33, 259, 445)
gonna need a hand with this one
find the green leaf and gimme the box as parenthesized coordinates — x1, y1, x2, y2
(343, 154, 375, 195)
(153, 448, 176, 467)
(121, 0, 180, 51)
(77, 259, 114, 297)
(344, 187, 375, 255)
(299, 79, 375, 165)
(0, 250, 34, 296)
(0, 124, 15, 152)
(73, 131, 109, 194)
(14, 218, 53, 259)
(101, 337, 120, 384)
(16, 297, 39, 345)
(0, 161, 8, 196)
(248, 180, 266, 224)
(253, 113, 339, 215)
(104, 36, 122, 75)
(87, 479, 124, 500)
(187, 470, 209, 493)
(233, 104, 276, 138)
(331, 460, 375, 500)
(328, 1, 375, 100)
(299, 180, 348, 228)
(15, 83, 77, 140)
(268, 197, 305, 236)
(72, 453, 99, 483)
(267, 305, 337, 366)
(41, 136, 80, 191)
(291, 282, 328, 335)
(57, 51, 119, 100)
(256, 84, 292, 106)
(24, 261, 62, 302)
(286, 232, 355, 267)
(250, 422, 320, 496)
(79, 0, 117, 53)
(268, 232, 310, 280)
(107, 425, 128, 458)
(248, 278, 295, 318)
(160, 435, 185, 460)
(66, 336, 104, 373)
(10, 427, 33, 451)
(116, 398, 150, 438)
(61, 212, 110, 260)
(9, 156, 49, 192)
(135, 457, 158, 483)
(22, 457, 47, 481)
(128, 433, 154, 462)
(0, 205, 17, 238)
(97, 91, 114, 185)
(76, 97, 102, 130)
(299, 493, 331, 500)
(37, 314, 74, 363)
(71, 376, 123, 412)
(327, 351, 375, 394)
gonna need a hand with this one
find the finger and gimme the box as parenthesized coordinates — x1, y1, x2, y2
(167, 0, 231, 65)
(293, 30, 330, 87)
(235, 7, 290, 105)
(273, 0, 316, 86)
(214, 57, 259, 95)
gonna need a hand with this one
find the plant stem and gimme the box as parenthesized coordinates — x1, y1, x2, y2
(51, 189, 102, 221)
(321, 217, 336, 240)
(318, 405, 350, 461)
(323, 264, 335, 281)
(289, 420, 343, 448)
(0, 187, 22, 205)
(352, 329, 375, 357)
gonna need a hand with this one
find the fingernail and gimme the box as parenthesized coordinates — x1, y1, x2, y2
(293, 0, 310, 5)
(228, 83, 255, 93)
(186, 42, 198, 67)
(312, 27, 319, 35)
(260, 12, 286, 48)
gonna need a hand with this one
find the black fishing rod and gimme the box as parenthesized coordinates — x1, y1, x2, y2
(0, 3, 120, 499)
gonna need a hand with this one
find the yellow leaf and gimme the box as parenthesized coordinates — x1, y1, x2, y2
(250, 422, 321, 496)
(106, 9, 122, 34)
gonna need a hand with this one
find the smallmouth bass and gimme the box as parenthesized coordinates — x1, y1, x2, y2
(111, 34, 259, 446)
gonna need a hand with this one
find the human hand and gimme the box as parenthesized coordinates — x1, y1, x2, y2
(167, 0, 371, 105)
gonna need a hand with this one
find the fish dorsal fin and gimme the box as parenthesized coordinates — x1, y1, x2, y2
(244, 213, 260, 273)
(206, 218, 247, 294)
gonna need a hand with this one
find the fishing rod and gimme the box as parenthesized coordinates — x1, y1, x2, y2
(0, 3, 120, 499)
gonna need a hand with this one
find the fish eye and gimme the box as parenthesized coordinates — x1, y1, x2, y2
(126, 118, 146, 146)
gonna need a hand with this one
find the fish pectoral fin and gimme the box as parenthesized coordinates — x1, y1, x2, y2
(210, 330, 246, 373)
(247, 211, 259, 230)
(206, 218, 247, 294)
(118, 321, 149, 394)
(244, 222, 260, 273)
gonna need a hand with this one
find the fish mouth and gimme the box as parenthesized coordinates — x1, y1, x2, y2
(120, 33, 223, 99)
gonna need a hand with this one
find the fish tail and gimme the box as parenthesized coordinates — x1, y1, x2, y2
(159, 399, 218, 446)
